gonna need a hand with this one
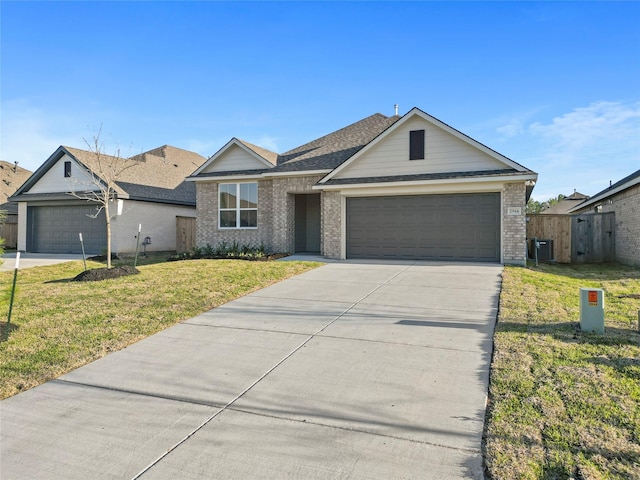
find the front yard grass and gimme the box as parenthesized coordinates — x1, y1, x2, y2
(484, 263, 640, 480)
(0, 259, 320, 399)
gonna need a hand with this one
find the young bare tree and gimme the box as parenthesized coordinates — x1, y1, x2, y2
(68, 129, 140, 269)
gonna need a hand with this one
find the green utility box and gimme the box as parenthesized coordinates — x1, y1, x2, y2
(579, 288, 605, 334)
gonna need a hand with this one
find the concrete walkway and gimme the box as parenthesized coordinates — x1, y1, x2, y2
(1, 260, 502, 479)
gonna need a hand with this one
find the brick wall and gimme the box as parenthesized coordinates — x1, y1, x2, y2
(197, 178, 532, 263)
(585, 183, 640, 266)
(196, 180, 274, 250)
(271, 175, 323, 254)
(321, 191, 342, 259)
(502, 182, 527, 265)
(196, 175, 323, 255)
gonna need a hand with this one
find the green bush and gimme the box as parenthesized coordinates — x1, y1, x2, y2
(168, 242, 276, 262)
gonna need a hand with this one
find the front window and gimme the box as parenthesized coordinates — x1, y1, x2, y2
(219, 183, 258, 228)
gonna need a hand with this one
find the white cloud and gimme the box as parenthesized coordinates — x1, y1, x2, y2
(496, 120, 524, 138)
(492, 106, 547, 140)
(529, 101, 640, 156)
(0, 99, 79, 172)
(492, 101, 640, 201)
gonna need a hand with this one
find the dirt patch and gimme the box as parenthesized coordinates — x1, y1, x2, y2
(73, 266, 139, 282)
(618, 293, 640, 299)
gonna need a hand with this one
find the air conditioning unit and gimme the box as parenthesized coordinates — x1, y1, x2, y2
(529, 239, 554, 261)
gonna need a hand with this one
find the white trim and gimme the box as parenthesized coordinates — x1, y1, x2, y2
(340, 195, 347, 260)
(314, 173, 537, 194)
(567, 173, 640, 213)
(187, 170, 331, 182)
(187, 173, 264, 182)
(191, 138, 275, 177)
(320, 107, 531, 184)
(262, 169, 331, 178)
(218, 182, 258, 229)
(500, 192, 504, 264)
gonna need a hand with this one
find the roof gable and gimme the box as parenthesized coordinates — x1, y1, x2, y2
(11, 144, 206, 205)
(192, 138, 276, 176)
(10, 146, 100, 198)
(272, 113, 400, 173)
(321, 108, 533, 184)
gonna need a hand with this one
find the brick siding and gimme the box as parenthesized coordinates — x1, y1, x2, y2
(196, 180, 274, 250)
(502, 182, 527, 265)
(321, 191, 342, 259)
(271, 175, 324, 254)
(196, 175, 323, 255)
(198, 178, 531, 264)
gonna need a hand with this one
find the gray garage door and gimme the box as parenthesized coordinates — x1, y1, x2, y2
(347, 193, 500, 261)
(29, 205, 107, 254)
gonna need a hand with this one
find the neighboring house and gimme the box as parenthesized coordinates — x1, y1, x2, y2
(1, 160, 33, 248)
(188, 107, 538, 264)
(569, 169, 640, 266)
(540, 191, 589, 215)
(10, 145, 206, 255)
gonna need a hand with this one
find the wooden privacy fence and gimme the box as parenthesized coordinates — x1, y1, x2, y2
(176, 216, 196, 253)
(0, 222, 18, 249)
(527, 212, 615, 264)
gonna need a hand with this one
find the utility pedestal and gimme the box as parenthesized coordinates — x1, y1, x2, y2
(579, 288, 605, 334)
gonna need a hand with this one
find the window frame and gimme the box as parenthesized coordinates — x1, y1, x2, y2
(409, 129, 425, 160)
(218, 182, 258, 229)
(64, 161, 72, 177)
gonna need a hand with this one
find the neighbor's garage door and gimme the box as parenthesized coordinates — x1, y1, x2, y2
(347, 193, 500, 261)
(29, 205, 107, 254)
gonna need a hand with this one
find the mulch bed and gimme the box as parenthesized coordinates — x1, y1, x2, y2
(73, 266, 139, 282)
(167, 253, 289, 262)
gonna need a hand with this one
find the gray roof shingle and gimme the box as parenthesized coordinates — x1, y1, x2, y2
(272, 113, 400, 172)
(1, 160, 32, 203)
(12, 145, 206, 206)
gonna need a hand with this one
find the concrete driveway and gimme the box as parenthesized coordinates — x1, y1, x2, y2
(0, 260, 501, 479)
(0, 252, 85, 271)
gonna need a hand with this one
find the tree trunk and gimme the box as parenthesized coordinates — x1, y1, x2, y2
(105, 201, 112, 269)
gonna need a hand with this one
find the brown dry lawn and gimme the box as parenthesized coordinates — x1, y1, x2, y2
(484, 262, 640, 480)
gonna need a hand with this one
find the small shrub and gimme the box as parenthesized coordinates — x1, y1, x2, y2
(168, 241, 279, 262)
(215, 241, 228, 256)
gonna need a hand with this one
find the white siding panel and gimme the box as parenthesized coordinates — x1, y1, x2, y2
(201, 145, 268, 173)
(334, 116, 507, 179)
(28, 154, 99, 194)
(111, 200, 196, 253)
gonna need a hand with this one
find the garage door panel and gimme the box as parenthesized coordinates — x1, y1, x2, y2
(30, 205, 107, 254)
(347, 193, 500, 262)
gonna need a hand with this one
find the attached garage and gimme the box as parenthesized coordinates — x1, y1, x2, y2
(28, 205, 107, 254)
(346, 192, 500, 261)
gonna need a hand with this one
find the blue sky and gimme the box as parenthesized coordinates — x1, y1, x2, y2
(1, 1, 639, 201)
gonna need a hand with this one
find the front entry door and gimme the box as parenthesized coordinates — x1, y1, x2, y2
(294, 194, 321, 253)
